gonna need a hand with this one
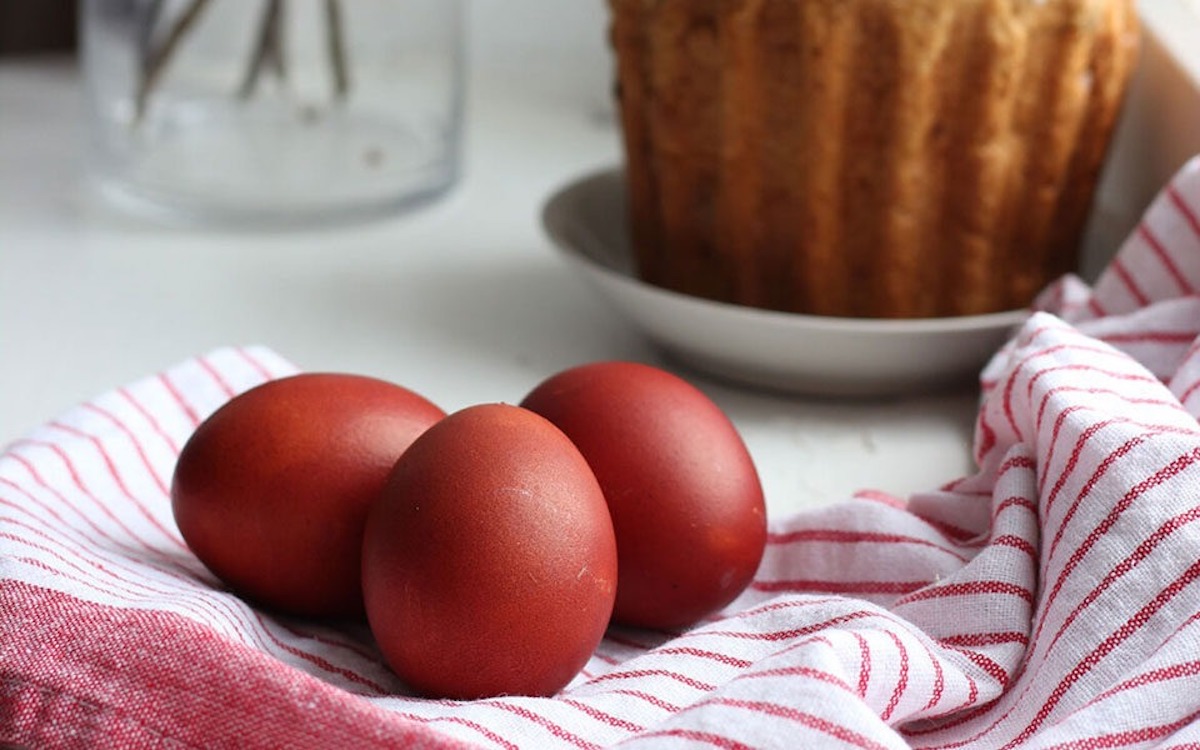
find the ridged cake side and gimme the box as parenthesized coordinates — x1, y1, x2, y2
(609, 0, 1140, 318)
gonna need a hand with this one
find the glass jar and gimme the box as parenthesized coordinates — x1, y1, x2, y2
(81, 0, 464, 225)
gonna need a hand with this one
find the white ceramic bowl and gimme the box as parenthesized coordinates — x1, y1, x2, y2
(541, 168, 1029, 398)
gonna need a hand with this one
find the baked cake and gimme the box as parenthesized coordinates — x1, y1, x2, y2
(608, 0, 1140, 318)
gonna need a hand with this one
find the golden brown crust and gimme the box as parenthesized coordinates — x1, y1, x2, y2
(609, 0, 1140, 318)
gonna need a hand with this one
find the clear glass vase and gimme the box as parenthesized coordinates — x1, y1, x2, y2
(81, 0, 465, 225)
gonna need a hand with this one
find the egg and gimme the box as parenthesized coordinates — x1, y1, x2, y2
(171, 372, 445, 619)
(521, 361, 766, 630)
(361, 403, 617, 699)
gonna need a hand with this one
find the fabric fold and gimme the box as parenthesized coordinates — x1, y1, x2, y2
(4, 157, 1200, 748)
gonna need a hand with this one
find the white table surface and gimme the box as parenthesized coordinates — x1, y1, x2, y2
(0, 16, 1018, 522)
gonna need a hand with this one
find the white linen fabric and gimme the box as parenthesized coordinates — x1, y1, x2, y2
(4, 158, 1200, 749)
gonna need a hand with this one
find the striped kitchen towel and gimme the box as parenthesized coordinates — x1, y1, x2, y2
(4, 156, 1200, 748)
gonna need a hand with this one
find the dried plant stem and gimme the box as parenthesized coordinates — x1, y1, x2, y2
(135, 0, 165, 72)
(324, 0, 350, 101)
(134, 0, 213, 122)
(239, 0, 287, 99)
(135, 0, 352, 124)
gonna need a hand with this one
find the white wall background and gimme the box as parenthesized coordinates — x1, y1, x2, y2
(469, 0, 614, 116)
(470, 0, 610, 64)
